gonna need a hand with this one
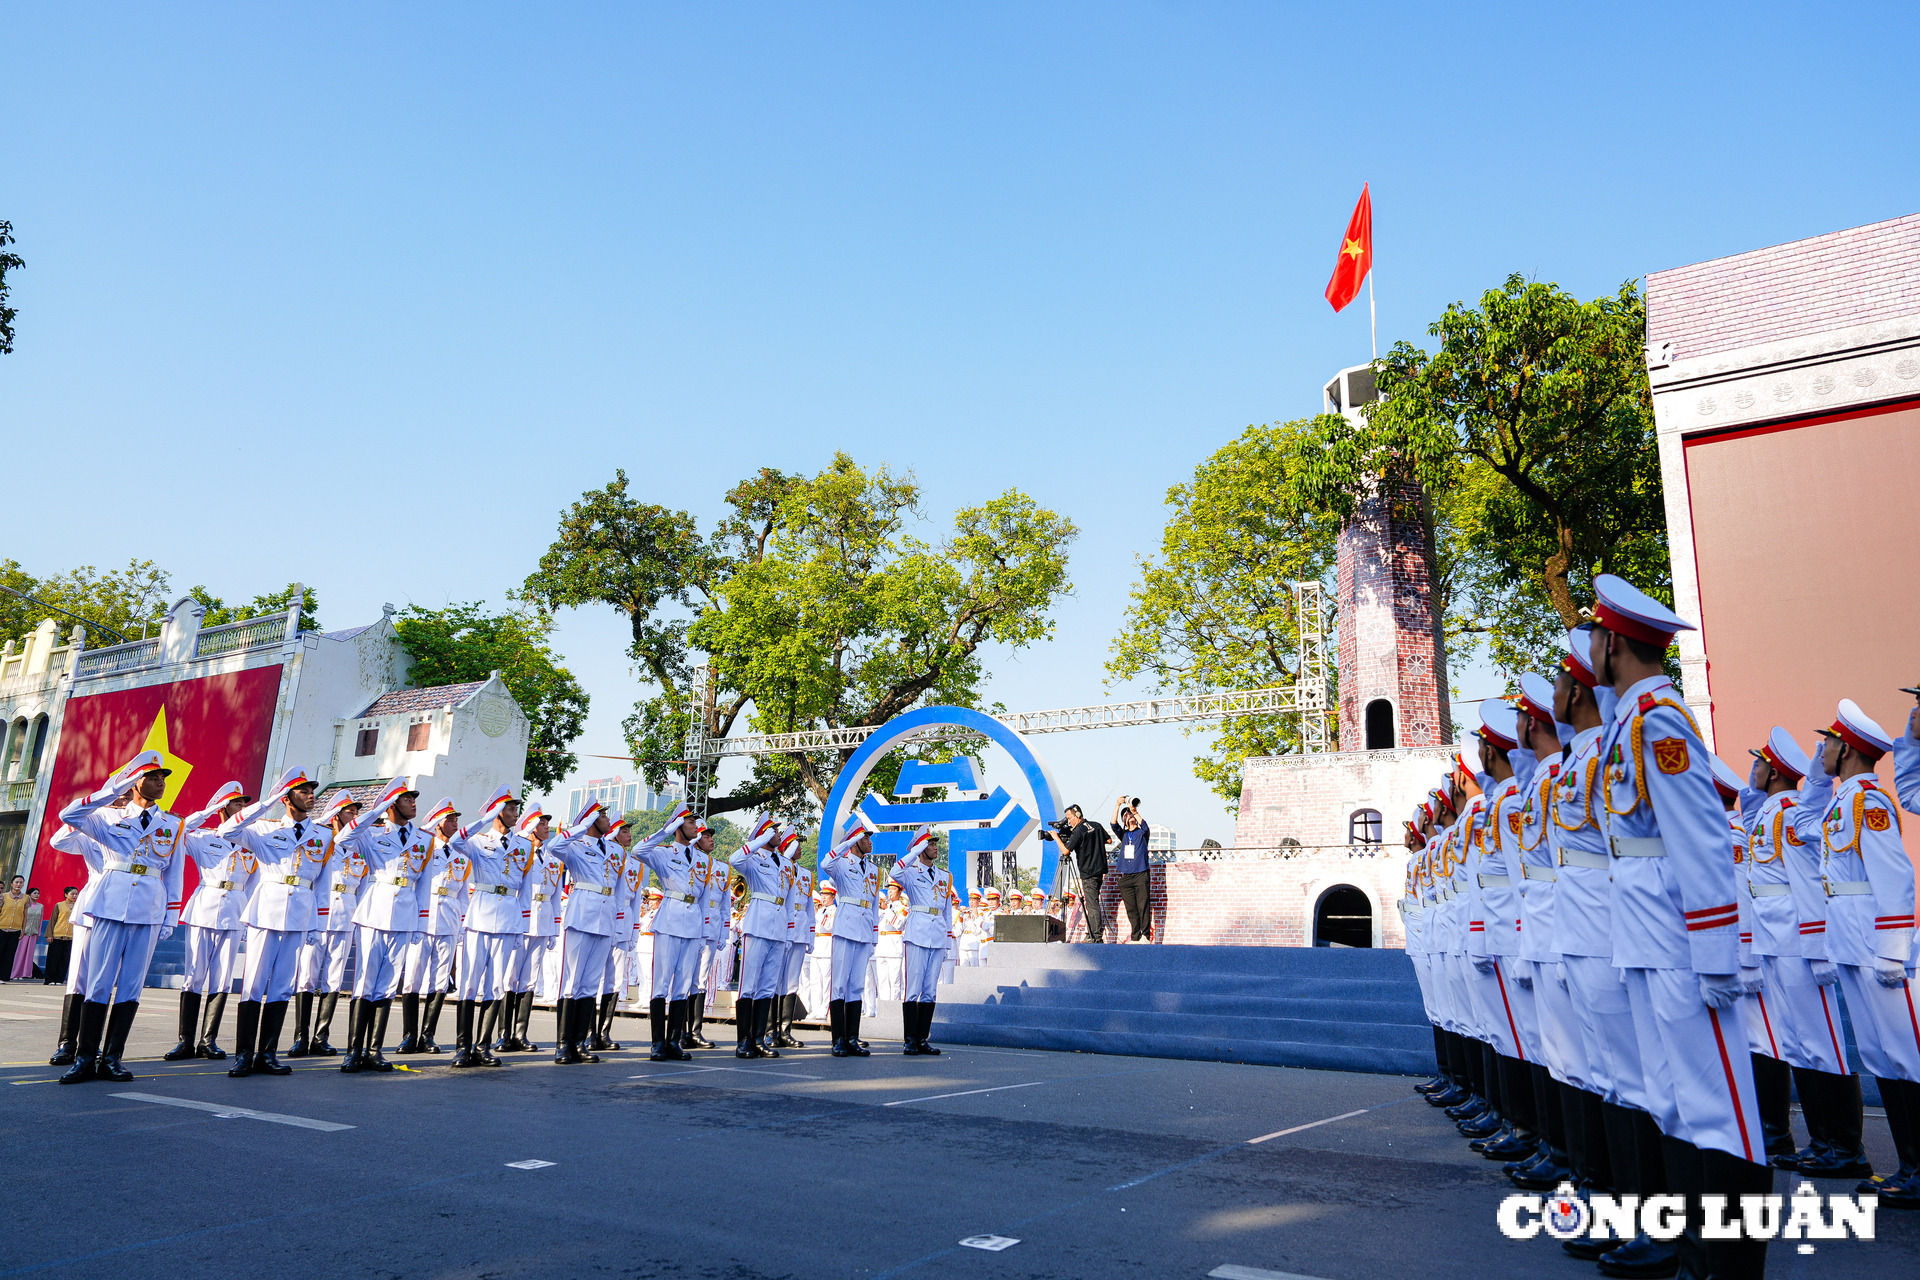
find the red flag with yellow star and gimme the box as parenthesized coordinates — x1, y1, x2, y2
(1324, 183, 1372, 312)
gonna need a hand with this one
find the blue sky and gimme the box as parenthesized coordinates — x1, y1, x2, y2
(8, 3, 1918, 848)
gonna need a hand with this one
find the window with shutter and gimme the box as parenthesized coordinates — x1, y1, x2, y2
(406, 722, 431, 752)
(354, 728, 378, 757)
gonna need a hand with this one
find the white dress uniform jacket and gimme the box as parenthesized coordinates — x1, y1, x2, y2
(348, 815, 433, 933)
(455, 823, 531, 935)
(184, 828, 255, 931)
(820, 849, 882, 943)
(889, 856, 953, 949)
(56, 796, 187, 928)
(728, 842, 790, 942)
(228, 815, 334, 933)
(633, 834, 706, 941)
(554, 833, 623, 936)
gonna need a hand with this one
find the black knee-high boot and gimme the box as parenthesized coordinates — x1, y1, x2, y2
(845, 999, 869, 1055)
(1576, 1088, 1614, 1190)
(227, 1001, 262, 1078)
(919, 1001, 940, 1054)
(367, 999, 394, 1070)
(756, 996, 780, 1057)
(311, 991, 340, 1055)
(286, 992, 314, 1057)
(685, 990, 713, 1049)
(475, 1000, 501, 1065)
(829, 998, 847, 1055)
(573, 998, 601, 1063)
(1590, 1111, 1678, 1276)
(396, 992, 420, 1053)
(1750, 1053, 1795, 1162)
(339, 998, 366, 1072)
(516, 989, 538, 1051)
(1863, 1077, 1920, 1206)
(420, 991, 447, 1053)
(96, 1001, 139, 1083)
(553, 994, 569, 1054)
(662, 998, 691, 1060)
(1798, 1070, 1871, 1178)
(198, 992, 229, 1058)
(1565, 1102, 1647, 1260)
(451, 999, 478, 1068)
(1783, 1065, 1829, 1168)
(255, 1001, 292, 1074)
(51, 992, 85, 1066)
(166, 991, 202, 1060)
(1658, 1133, 1708, 1280)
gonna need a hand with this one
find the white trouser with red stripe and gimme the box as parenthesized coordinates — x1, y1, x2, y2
(1836, 965, 1920, 1081)
(1622, 966, 1766, 1162)
(1467, 958, 1522, 1058)
(1504, 958, 1544, 1063)
(1769, 955, 1850, 1074)
(1563, 953, 1644, 1109)
(1740, 963, 1790, 1061)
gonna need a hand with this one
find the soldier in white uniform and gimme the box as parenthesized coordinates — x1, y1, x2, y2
(168, 780, 250, 1062)
(726, 817, 787, 1057)
(550, 798, 626, 1064)
(56, 751, 194, 1084)
(47, 813, 113, 1067)
(890, 826, 952, 1055)
(1463, 703, 1535, 1165)
(500, 805, 554, 1052)
(773, 827, 812, 1049)
(1589, 575, 1771, 1280)
(807, 884, 836, 1018)
(221, 766, 337, 1078)
(445, 787, 527, 1067)
(399, 798, 465, 1054)
(1797, 700, 1919, 1206)
(820, 817, 879, 1057)
(341, 776, 429, 1073)
(591, 815, 642, 1052)
(289, 790, 364, 1057)
(874, 885, 906, 1002)
(683, 817, 727, 1051)
(628, 802, 707, 1060)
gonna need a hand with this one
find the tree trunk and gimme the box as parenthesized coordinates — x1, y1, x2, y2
(1540, 522, 1582, 627)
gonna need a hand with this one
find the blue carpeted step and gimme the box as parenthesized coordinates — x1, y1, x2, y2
(962, 985, 1424, 1024)
(935, 1000, 1431, 1051)
(929, 1014, 1435, 1075)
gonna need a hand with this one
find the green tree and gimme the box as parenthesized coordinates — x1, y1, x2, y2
(1107, 420, 1343, 805)
(18, 559, 174, 645)
(526, 454, 1076, 818)
(188, 582, 322, 633)
(392, 601, 591, 793)
(1299, 274, 1666, 675)
(0, 221, 22, 355)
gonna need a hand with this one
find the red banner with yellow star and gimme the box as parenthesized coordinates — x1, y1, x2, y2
(1324, 183, 1372, 313)
(28, 666, 284, 901)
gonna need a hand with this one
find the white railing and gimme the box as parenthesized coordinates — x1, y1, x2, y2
(73, 639, 163, 679)
(1149, 843, 1399, 864)
(193, 614, 292, 659)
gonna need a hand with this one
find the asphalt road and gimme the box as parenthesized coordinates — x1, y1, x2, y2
(1, 985, 1914, 1279)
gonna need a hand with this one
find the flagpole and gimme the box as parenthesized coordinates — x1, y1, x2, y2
(1368, 271, 1376, 362)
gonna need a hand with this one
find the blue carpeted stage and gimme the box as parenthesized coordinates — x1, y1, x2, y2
(932, 941, 1438, 1075)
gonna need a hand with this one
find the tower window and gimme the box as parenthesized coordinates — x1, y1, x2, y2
(1364, 699, 1396, 750)
(1349, 809, 1383, 846)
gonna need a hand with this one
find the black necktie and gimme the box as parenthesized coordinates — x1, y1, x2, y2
(399, 823, 410, 842)
(140, 810, 151, 830)
(294, 821, 305, 842)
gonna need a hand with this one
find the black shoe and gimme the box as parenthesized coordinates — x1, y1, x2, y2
(1458, 1112, 1503, 1139)
(163, 1038, 197, 1061)
(1444, 1096, 1487, 1120)
(197, 1039, 227, 1060)
(1867, 1171, 1920, 1209)
(255, 1047, 291, 1076)
(1772, 1144, 1816, 1171)
(1425, 1084, 1469, 1107)
(650, 1040, 689, 1062)
(419, 1036, 442, 1055)
(1483, 1131, 1537, 1161)
(1797, 1148, 1875, 1180)
(477, 1043, 501, 1066)
(364, 1046, 395, 1072)
(452, 1047, 479, 1068)
(686, 1029, 714, 1049)
(50, 1042, 76, 1067)
(310, 1037, 337, 1057)
(57, 1056, 96, 1084)
(831, 1039, 851, 1057)
(227, 1052, 257, 1078)
(556, 1041, 582, 1064)
(340, 1049, 364, 1073)
(1595, 1231, 1679, 1278)
(1508, 1158, 1573, 1191)
(285, 1037, 309, 1058)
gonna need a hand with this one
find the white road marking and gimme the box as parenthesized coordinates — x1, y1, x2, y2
(1209, 1266, 1331, 1280)
(629, 1065, 824, 1081)
(505, 1159, 556, 1169)
(958, 1235, 1020, 1251)
(1247, 1109, 1369, 1144)
(112, 1092, 354, 1131)
(883, 1079, 1049, 1107)
(0, 1012, 51, 1021)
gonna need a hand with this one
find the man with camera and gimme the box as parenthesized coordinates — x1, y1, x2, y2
(1110, 797, 1152, 943)
(1041, 806, 1109, 943)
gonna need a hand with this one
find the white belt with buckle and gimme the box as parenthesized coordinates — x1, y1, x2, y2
(477, 883, 511, 896)
(105, 858, 155, 877)
(679, 893, 696, 904)
(590, 885, 613, 896)
(1747, 882, 1790, 898)
(330, 883, 350, 894)
(382, 874, 411, 888)
(1825, 880, 1872, 897)
(1559, 848, 1609, 869)
(1477, 873, 1510, 888)
(281, 875, 313, 889)
(532, 892, 549, 902)
(853, 898, 871, 909)
(1611, 836, 1666, 858)
(1521, 865, 1558, 881)
(912, 905, 940, 915)
(216, 879, 239, 890)
(1403, 901, 1424, 913)
(751, 893, 780, 905)
(433, 886, 455, 897)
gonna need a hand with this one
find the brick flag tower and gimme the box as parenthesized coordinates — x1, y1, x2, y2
(1324, 365, 1452, 751)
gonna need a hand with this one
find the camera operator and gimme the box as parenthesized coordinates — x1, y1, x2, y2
(1109, 797, 1152, 942)
(1041, 806, 1109, 943)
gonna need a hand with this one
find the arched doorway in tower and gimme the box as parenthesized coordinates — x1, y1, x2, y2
(1313, 884, 1372, 948)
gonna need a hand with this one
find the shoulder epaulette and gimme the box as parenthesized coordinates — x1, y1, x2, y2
(1859, 780, 1878, 792)
(1637, 692, 1658, 713)
(1781, 798, 1795, 808)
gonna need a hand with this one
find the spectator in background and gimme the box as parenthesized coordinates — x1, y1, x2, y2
(9, 889, 42, 981)
(1044, 806, 1109, 942)
(1109, 798, 1153, 943)
(44, 887, 78, 985)
(0, 876, 25, 980)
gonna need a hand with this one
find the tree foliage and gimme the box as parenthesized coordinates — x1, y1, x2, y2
(391, 601, 591, 794)
(1107, 420, 1342, 804)
(1, 558, 178, 647)
(1298, 274, 1666, 675)
(188, 582, 322, 633)
(0, 220, 21, 355)
(526, 453, 1076, 818)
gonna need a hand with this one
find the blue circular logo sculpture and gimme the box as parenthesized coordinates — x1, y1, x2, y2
(820, 705, 1064, 899)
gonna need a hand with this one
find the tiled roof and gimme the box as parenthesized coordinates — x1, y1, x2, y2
(323, 624, 374, 641)
(357, 681, 487, 719)
(1646, 212, 1920, 361)
(314, 779, 394, 809)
